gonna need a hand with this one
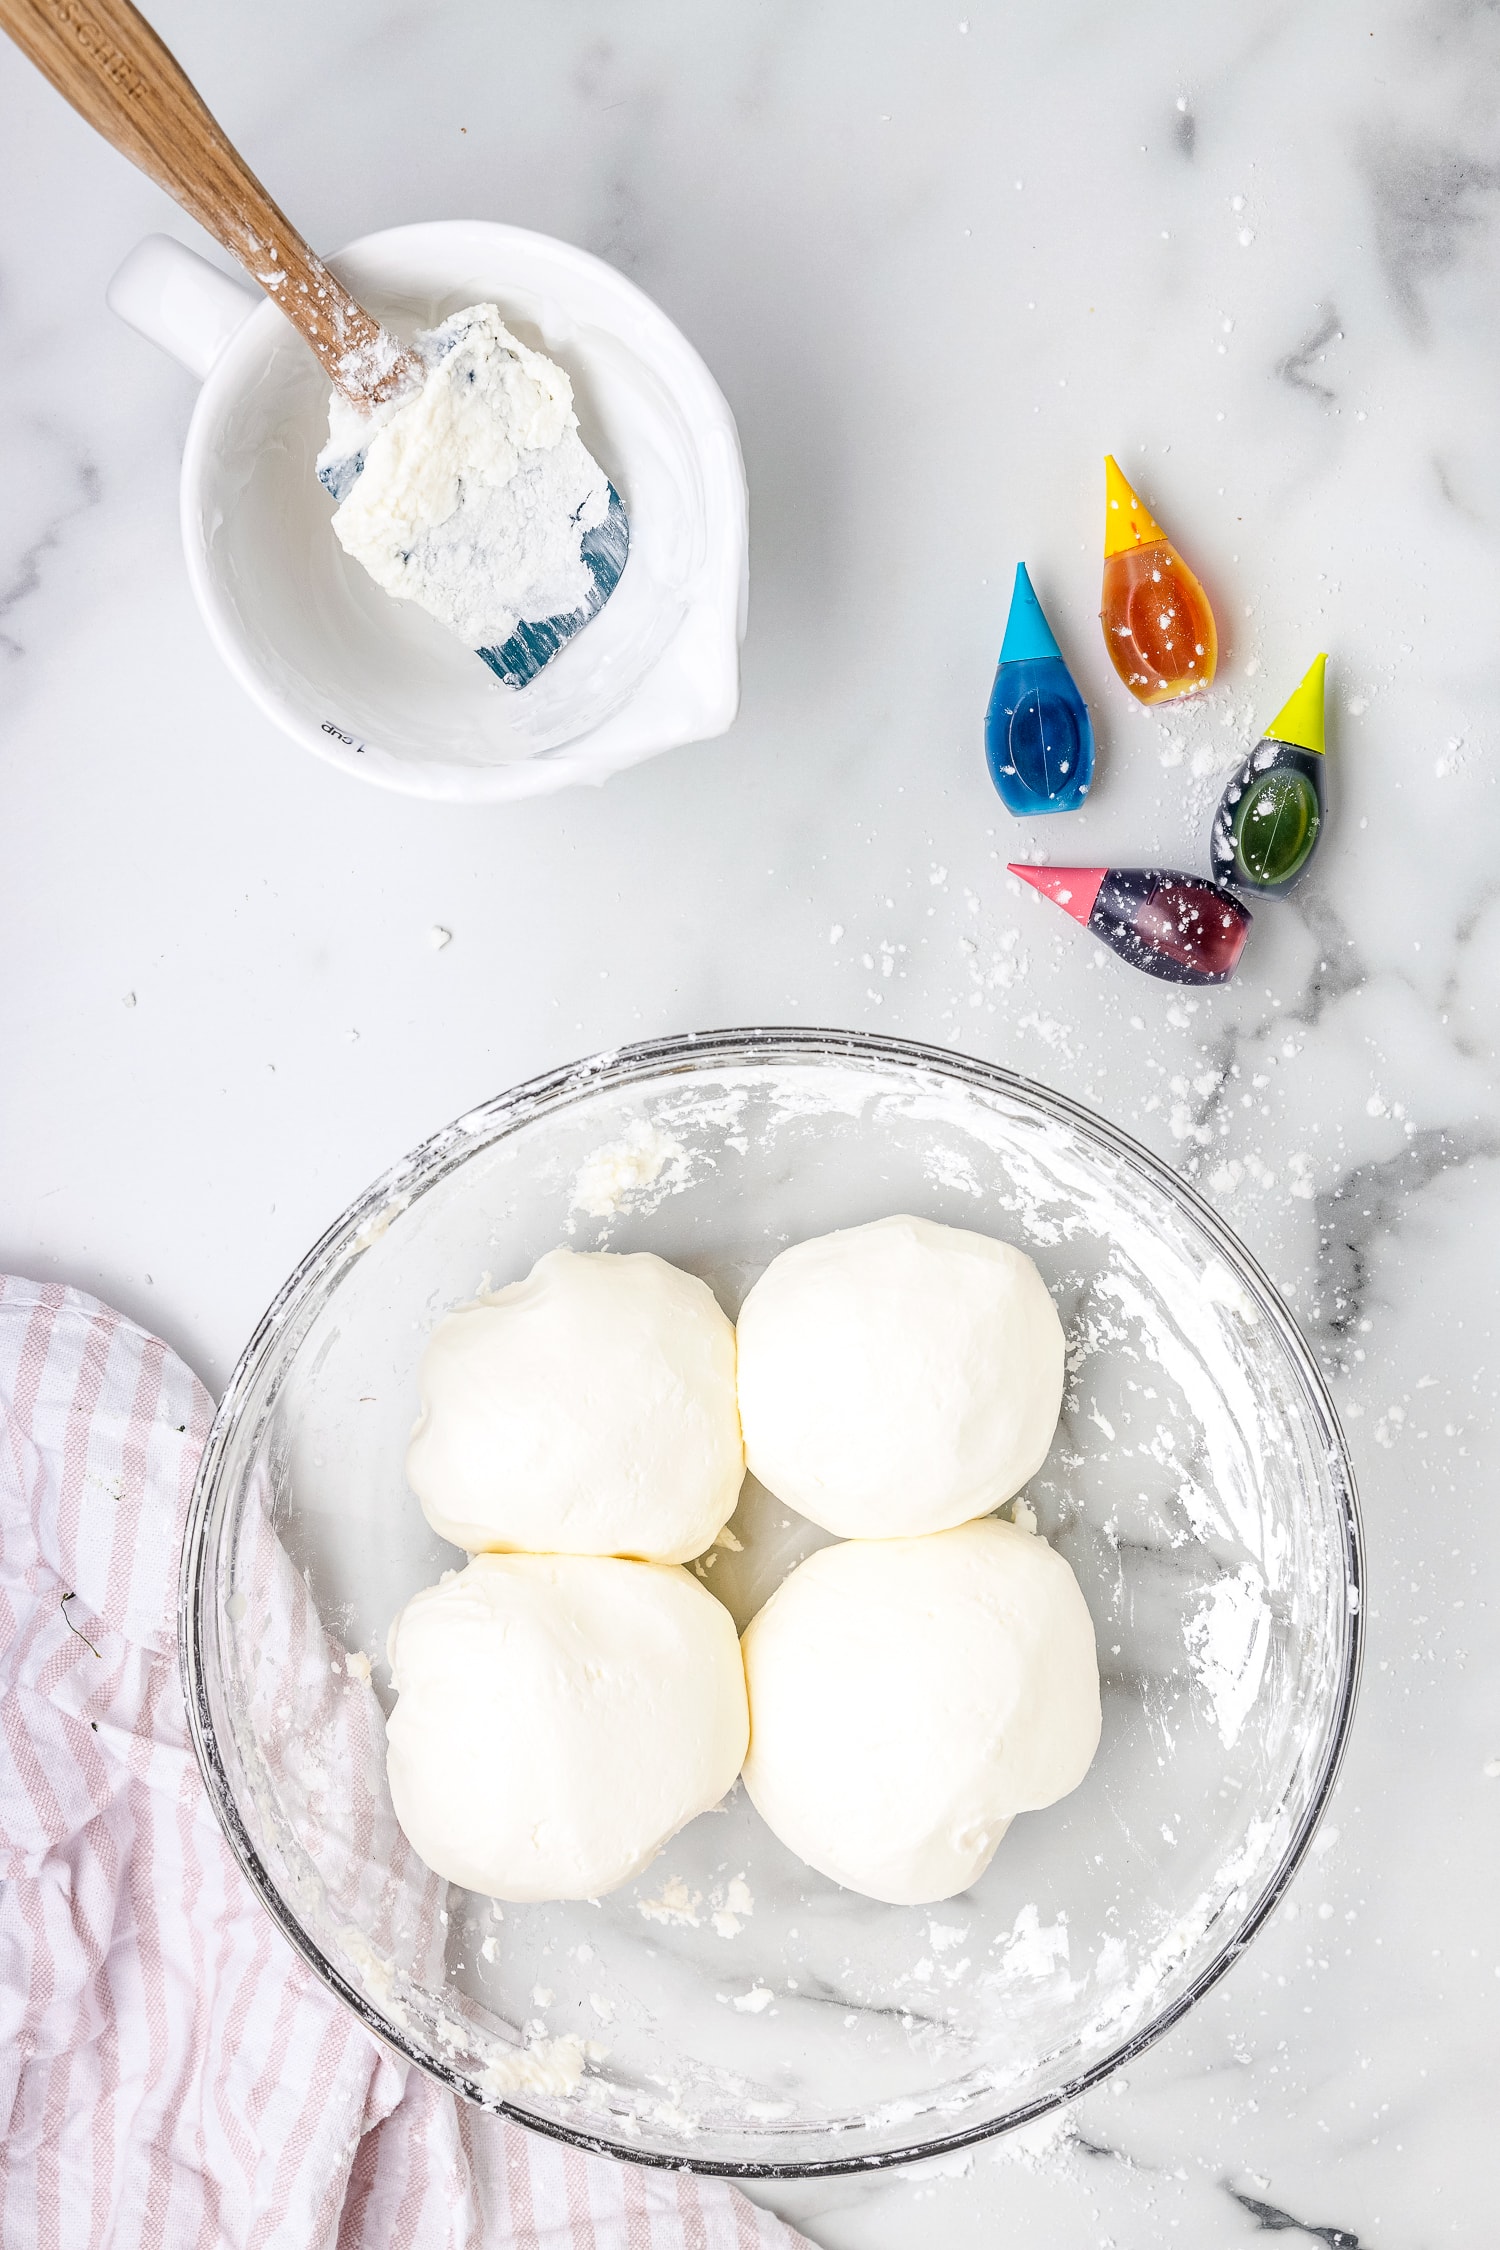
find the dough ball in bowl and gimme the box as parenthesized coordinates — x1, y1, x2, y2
(386, 1553, 749, 1901)
(736, 1214, 1064, 1538)
(740, 1518, 1100, 1906)
(406, 1248, 743, 1563)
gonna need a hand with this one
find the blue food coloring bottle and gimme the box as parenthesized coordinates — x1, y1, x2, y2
(984, 563, 1096, 815)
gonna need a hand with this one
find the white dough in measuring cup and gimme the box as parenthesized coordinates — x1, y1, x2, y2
(406, 1247, 744, 1563)
(735, 1213, 1065, 1538)
(740, 1518, 1101, 1906)
(319, 303, 614, 652)
(386, 1553, 749, 1901)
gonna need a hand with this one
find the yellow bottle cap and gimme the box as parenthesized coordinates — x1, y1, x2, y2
(1104, 455, 1166, 557)
(1263, 653, 1328, 755)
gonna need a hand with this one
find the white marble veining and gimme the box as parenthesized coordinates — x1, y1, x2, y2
(2, 1, 1498, 2242)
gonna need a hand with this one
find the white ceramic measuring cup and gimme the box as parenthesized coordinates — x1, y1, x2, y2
(109, 223, 749, 801)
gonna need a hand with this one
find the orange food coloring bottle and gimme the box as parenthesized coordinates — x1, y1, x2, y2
(1100, 455, 1217, 703)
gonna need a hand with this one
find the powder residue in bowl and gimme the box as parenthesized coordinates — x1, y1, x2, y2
(479, 2034, 587, 2099)
(571, 1121, 688, 1219)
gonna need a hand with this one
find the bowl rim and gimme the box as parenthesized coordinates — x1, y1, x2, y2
(178, 1025, 1364, 2177)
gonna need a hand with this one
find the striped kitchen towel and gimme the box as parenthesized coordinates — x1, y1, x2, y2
(0, 1277, 814, 2250)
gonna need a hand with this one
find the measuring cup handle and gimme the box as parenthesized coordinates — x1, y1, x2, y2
(107, 234, 256, 381)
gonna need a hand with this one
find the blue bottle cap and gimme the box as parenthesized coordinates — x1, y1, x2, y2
(998, 562, 1064, 666)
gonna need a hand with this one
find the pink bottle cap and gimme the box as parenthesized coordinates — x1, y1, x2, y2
(1008, 864, 1107, 927)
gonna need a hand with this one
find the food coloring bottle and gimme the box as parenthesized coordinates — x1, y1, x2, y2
(1211, 655, 1328, 897)
(1011, 862, 1251, 986)
(1100, 456, 1217, 704)
(984, 563, 1096, 815)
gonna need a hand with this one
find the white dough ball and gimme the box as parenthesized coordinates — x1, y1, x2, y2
(741, 1518, 1100, 1906)
(406, 1248, 743, 1564)
(386, 1553, 749, 1901)
(735, 1214, 1064, 1538)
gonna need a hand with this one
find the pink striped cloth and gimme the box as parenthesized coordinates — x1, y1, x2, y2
(0, 1277, 814, 2250)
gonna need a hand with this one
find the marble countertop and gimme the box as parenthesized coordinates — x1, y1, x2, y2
(3, 0, 1497, 2240)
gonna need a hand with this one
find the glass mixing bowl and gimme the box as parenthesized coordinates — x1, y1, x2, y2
(180, 1029, 1362, 2176)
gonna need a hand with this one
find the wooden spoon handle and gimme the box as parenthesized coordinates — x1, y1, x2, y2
(0, 0, 418, 404)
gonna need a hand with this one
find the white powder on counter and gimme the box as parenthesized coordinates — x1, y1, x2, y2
(319, 304, 611, 650)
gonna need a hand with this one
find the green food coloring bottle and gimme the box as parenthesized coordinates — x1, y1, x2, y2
(1211, 655, 1328, 898)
